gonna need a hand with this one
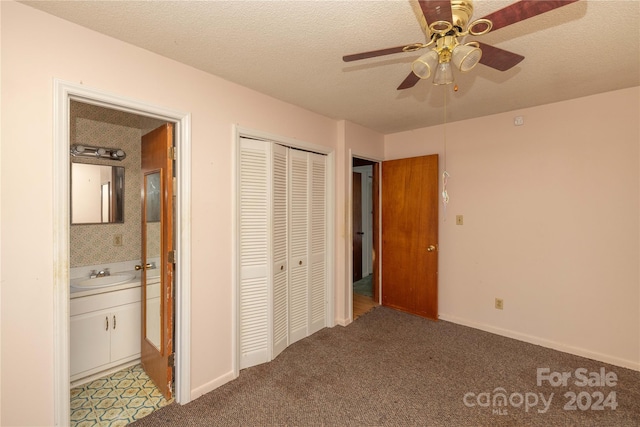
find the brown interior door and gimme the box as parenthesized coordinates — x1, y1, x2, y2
(381, 155, 439, 320)
(141, 123, 174, 399)
(352, 171, 363, 282)
(372, 162, 380, 303)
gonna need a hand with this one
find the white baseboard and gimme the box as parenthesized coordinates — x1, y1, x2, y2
(439, 313, 640, 372)
(70, 359, 140, 388)
(190, 370, 237, 401)
(335, 317, 350, 327)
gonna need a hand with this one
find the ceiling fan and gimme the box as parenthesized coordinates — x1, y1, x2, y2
(343, 0, 579, 90)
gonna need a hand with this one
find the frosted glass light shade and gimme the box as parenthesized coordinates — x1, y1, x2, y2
(411, 50, 439, 79)
(452, 44, 482, 72)
(433, 62, 454, 85)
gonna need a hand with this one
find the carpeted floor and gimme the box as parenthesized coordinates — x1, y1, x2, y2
(132, 307, 640, 426)
(353, 274, 373, 297)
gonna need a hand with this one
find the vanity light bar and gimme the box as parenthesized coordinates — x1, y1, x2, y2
(70, 144, 127, 161)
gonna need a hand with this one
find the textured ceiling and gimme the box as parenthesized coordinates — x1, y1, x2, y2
(22, 0, 640, 134)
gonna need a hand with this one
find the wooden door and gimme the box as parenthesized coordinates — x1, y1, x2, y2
(352, 172, 363, 282)
(381, 155, 438, 320)
(141, 123, 174, 399)
(372, 162, 380, 302)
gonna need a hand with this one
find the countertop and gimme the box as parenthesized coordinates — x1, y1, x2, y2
(70, 271, 160, 299)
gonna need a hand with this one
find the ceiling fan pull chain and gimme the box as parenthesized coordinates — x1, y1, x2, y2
(442, 171, 450, 211)
(442, 86, 450, 219)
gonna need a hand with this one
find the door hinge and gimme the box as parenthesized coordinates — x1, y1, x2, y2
(168, 250, 176, 264)
(169, 146, 177, 160)
(168, 353, 175, 367)
(173, 177, 177, 195)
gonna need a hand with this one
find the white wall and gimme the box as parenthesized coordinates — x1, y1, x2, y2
(0, 2, 386, 425)
(385, 87, 640, 370)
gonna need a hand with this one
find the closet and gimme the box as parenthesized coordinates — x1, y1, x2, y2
(238, 137, 327, 370)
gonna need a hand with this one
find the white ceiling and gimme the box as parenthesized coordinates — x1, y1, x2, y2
(22, 0, 640, 134)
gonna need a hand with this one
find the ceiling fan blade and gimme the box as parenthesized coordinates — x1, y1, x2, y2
(418, 0, 453, 26)
(343, 45, 414, 62)
(479, 0, 579, 32)
(397, 72, 421, 90)
(477, 42, 525, 71)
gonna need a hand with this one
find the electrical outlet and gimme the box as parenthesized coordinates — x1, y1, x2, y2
(114, 234, 123, 246)
(456, 215, 464, 225)
(495, 298, 504, 310)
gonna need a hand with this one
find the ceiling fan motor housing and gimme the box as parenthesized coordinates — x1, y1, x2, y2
(450, 0, 474, 31)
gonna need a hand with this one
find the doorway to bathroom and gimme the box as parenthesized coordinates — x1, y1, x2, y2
(53, 80, 192, 426)
(69, 102, 174, 425)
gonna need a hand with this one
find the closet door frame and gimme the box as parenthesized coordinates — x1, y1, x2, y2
(232, 126, 335, 377)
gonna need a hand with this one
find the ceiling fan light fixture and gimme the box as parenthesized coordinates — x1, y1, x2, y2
(452, 43, 482, 72)
(412, 50, 439, 79)
(433, 61, 454, 85)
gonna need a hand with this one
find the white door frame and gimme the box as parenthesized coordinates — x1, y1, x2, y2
(53, 79, 192, 426)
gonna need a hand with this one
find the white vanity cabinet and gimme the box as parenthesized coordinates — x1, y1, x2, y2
(70, 286, 141, 382)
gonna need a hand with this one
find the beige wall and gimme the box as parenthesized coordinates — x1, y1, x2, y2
(334, 120, 385, 324)
(2, 1, 637, 425)
(0, 2, 384, 425)
(385, 87, 640, 370)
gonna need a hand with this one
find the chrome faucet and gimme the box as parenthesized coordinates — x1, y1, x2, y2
(90, 268, 110, 278)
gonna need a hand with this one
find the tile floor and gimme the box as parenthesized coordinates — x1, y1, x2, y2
(70, 364, 171, 426)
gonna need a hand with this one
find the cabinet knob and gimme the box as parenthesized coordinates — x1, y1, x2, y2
(113, 315, 116, 330)
(105, 316, 109, 331)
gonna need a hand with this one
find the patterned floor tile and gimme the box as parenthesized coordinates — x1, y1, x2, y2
(70, 364, 168, 427)
(129, 406, 156, 421)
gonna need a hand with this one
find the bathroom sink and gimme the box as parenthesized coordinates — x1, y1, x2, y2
(71, 272, 136, 289)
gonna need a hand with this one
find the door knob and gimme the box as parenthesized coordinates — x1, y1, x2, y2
(427, 245, 436, 252)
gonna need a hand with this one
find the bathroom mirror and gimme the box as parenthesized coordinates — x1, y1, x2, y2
(144, 171, 162, 350)
(71, 162, 124, 224)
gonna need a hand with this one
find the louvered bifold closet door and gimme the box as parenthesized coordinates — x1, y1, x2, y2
(308, 153, 327, 334)
(238, 138, 270, 369)
(271, 144, 289, 359)
(288, 149, 310, 345)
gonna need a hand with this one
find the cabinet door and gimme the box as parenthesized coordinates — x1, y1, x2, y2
(238, 138, 270, 369)
(308, 153, 326, 335)
(70, 310, 110, 376)
(288, 149, 309, 345)
(272, 143, 289, 359)
(110, 302, 142, 363)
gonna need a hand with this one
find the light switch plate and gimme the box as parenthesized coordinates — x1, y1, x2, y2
(456, 215, 464, 225)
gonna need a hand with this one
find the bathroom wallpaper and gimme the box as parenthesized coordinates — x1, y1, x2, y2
(70, 101, 165, 268)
